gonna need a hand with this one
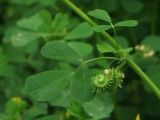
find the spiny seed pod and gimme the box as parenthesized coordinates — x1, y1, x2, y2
(92, 68, 124, 91)
(92, 73, 111, 88)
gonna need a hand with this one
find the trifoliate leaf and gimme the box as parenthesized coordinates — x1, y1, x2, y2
(142, 36, 160, 51)
(11, 0, 57, 6)
(41, 41, 93, 62)
(11, 30, 40, 47)
(96, 42, 116, 53)
(65, 22, 93, 40)
(68, 42, 93, 58)
(49, 89, 72, 108)
(93, 25, 112, 32)
(83, 93, 114, 119)
(52, 13, 69, 31)
(115, 20, 138, 27)
(88, 9, 111, 23)
(70, 64, 93, 103)
(25, 70, 72, 101)
(122, 0, 143, 13)
(41, 41, 79, 62)
(117, 47, 133, 56)
(17, 10, 52, 32)
(115, 36, 129, 48)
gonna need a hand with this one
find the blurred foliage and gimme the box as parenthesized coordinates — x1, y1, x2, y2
(0, 0, 160, 120)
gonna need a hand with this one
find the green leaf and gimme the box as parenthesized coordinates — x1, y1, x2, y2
(117, 48, 133, 55)
(49, 89, 73, 108)
(68, 42, 93, 58)
(0, 113, 7, 120)
(37, 0, 57, 6)
(115, 20, 138, 27)
(142, 36, 160, 51)
(65, 22, 93, 40)
(17, 10, 52, 32)
(5, 97, 26, 119)
(22, 104, 48, 120)
(96, 42, 116, 53)
(11, 0, 57, 5)
(88, 9, 111, 22)
(52, 13, 69, 31)
(93, 25, 112, 32)
(3, 26, 20, 43)
(115, 36, 129, 48)
(146, 65, 160, 89)
(25, 70, 72, 101)
(70, 64, 93, 103)
(122, 0, 143, 13)
(41, 41, 93, 62)
(11, 30, 40, 47)
(41, 41, 79, 62)
(68, 102, 86, 118)
(35, 115, 62, 120)
(83, 93, 114, 119)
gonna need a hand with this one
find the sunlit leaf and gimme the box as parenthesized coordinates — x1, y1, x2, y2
(96, 42, 116, 53)
(65, 22, 93, 40)
(115, 20, 138, 27)
(88, 9, 111, 22)
(93, 25, 112, 32)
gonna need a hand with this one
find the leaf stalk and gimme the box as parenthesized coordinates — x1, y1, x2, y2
(62, 0, 160, 99)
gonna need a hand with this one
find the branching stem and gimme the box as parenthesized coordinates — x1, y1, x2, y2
(62, 0, 160, 99)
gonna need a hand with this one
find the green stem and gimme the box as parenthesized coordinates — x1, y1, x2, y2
(113, 27, 117, 38)
(84, 57, 119, 64)
(62, 0, 118, 48)
(62, 0, 160, 99)
(110, 22, 117, 38)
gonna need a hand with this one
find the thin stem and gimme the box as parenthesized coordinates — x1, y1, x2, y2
(108, 59, 119, 68)
(62, 0, 118, 48)
(84, 57, 119, 64)
(110, 22, 117, 38)
(117, 61, 127, 70)
(62, 0, 160, 99)
(113, 28, 117, 38)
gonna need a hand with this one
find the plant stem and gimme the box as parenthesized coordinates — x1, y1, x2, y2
(110, 22, 117, 38)
(84, 57, 119, 64)
(62, 0, 118, 48)
(62, 0, 160, 99)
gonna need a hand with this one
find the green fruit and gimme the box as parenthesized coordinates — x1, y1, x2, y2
(92, 68, 124, 91)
